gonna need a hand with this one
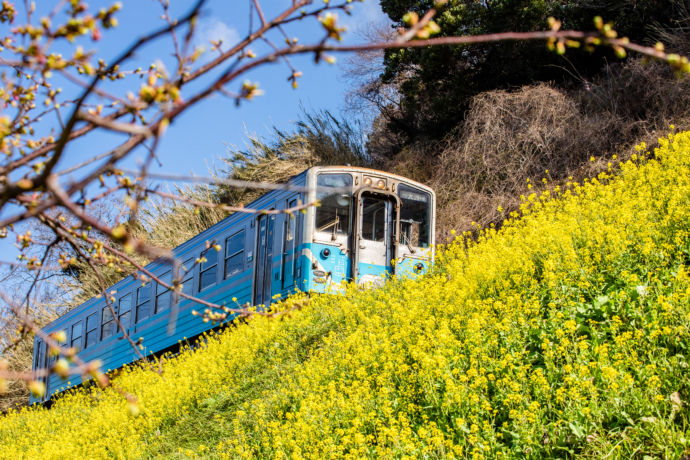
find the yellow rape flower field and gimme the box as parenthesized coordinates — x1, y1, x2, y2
(1, 131, 690, 459)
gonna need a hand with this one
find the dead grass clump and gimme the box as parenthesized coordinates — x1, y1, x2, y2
(581, 59, 690, 127)
(381, 137, 439, 185)
(428, 68, 690, 239)
(1, 303, 59, 413)
(431, 84, 610, 237)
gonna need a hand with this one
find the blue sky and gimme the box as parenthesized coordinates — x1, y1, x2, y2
(0, 0, 391, 264)
(62, 0, 390, 177)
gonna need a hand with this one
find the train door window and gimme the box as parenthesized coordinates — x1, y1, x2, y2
(35, 340, 46, 375)
(85, 312, 98, 348)
(282, 199, 297, 288)
(136, 284, 152, 323)
(101, 305, 116, 340)
(70, 321, 83, 351)
(294, 209, 302, 281)
(118, 293, 132, 331)
(156, 271, 171, 313)
(225, 230, 245, 279)
(361, 197, 387, 242)
(34, 340, 42, 369)
(254, 213, 276, 306)
(199, 247, 218, 291)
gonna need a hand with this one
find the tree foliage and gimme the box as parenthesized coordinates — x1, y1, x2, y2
(380, 0, 686, 141)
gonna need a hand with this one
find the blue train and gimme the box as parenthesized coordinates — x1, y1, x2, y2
(30, 166, 436, 403)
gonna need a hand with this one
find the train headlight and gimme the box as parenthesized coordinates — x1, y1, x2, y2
(363, 177, 373, 186)
(320, 248, 331, 259)
(376, 179, 386, 189)
(414, 262, 424, 272)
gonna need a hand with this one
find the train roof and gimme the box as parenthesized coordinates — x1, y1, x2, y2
(305, 165, 435, 195)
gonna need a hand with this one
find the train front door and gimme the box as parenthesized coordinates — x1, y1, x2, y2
(354, 191, 399, 285)
(254, 214, 275, 307)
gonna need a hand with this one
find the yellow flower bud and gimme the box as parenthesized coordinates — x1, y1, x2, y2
(53, 358, 70, 379)
(28, 380, 46, 398)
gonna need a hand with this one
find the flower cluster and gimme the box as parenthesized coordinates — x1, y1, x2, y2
(0, 131, 689, 458)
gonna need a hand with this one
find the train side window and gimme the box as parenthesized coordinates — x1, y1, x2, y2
(224, 230, 245, 279)
(199, 247, 218, 291)
(136, 284, 152, 323)
(156, 271, 171, 313)
(281, 200, 297, 288)
(118, 293, 132, 331)
(85, 312, 98, 348)
(181, 258, 194, 296)
(101, 305, 116, 340)
(70, 321, 83, 351)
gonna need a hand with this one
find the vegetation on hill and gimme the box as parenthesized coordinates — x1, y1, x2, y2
(3, 0, 690, 418)
(1, 130, 687, 458)
(378, 0, 686, 140)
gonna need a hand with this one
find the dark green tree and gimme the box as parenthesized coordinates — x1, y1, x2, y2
(380, 0, 684, 142)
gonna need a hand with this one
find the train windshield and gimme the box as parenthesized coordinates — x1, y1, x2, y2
(315, 173, 352, 235)
(398, 183, 431, 248)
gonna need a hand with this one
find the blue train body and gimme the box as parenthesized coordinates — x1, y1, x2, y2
(30, 166, 435, 404)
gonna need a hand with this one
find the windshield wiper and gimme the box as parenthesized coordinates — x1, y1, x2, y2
(317, 211, 341, 241)
(401, 230, 416, 254)
(331, 210, 339, 241)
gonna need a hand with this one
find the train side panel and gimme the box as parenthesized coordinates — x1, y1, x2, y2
(31, 172, 308, 404)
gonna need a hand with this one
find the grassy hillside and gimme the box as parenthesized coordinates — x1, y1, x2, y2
(1, 131, 689, 459)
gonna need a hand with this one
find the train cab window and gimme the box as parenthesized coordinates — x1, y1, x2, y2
(118, 293, 132, 331)
(181, 258, 195, 296)
(85, 312, 98, 348)
(398, 184, 432, 248)
(101, 305, 116, 340)
(315, 173, 352, 235)
(136, 284, 152, 323)
(225, 230, 245, 279)
(70, 321, 83, 351)
(156, 271, 171, 313)
(199, 247, 218, 291)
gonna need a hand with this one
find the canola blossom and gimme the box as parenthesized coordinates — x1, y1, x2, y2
(0, 131, 689, 459)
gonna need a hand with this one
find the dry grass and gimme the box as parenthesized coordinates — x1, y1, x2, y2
(0, 304, 59, 413)
(407, 59, 690, 239)
(429, 84, 606, 237)
(0, 337, 33, 413)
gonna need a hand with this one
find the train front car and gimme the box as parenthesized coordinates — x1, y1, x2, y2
(302, 167, 435, 292)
